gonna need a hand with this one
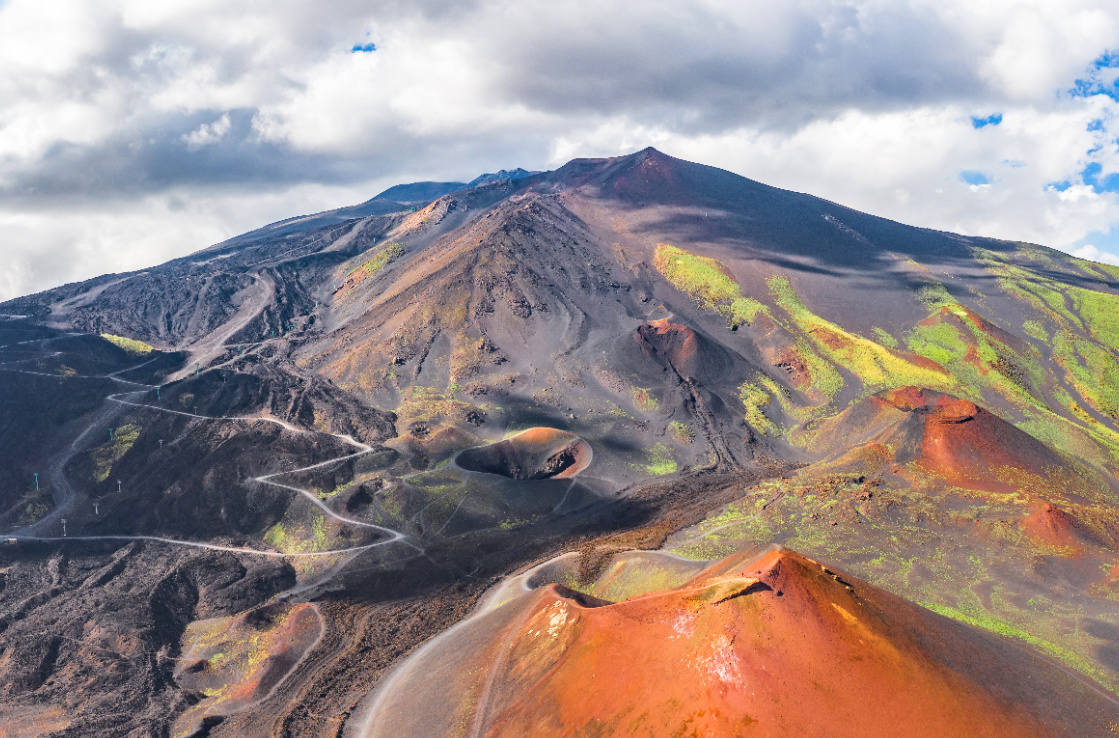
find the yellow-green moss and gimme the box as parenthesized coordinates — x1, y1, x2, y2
(653, 244, 770, 328)
(334, 242, 405, 299)
(1022, 319, 1049, 342)
(15, 499, 50, 526)
(641, 443, 677, 475)
(263, 513, 334, 554)
(871, 327, 898, 348)
(728, 297, 768, 326)
(92, 423, 140, 483)
(920, 602, 1116, 692)
(101, 334, 154, 355)
(739, 381, 778, 436)
(768, 276, 950, 395)
(395, 386, 474, 428)
(1071, 287, 1119, 353)
(669, 420, 695, 444)
(915, 282, 957, 309)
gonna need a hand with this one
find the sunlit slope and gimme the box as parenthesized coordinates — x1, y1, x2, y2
(362, 547, 1114, 737)
(3, 148, 1119, 736)
(290, 149, 1119, 486)
(668, 387, 1119, 697)
(647, 239, 1119, 469)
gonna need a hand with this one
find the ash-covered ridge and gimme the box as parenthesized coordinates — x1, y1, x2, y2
(2, 148, 1119, 736)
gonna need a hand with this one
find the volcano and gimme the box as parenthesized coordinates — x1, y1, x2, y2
(1, 148, 1119, 736)
(360, 547, 1115, 737)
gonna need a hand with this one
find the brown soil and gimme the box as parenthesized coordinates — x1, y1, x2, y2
(456, 428, 592, 480)
(634, 318, 701, 379)
(1022, 503, 1096, 549)
(857, 387, 1069, 495)
(4, 147, 1119, 737)
(367, 547, 1115, 737)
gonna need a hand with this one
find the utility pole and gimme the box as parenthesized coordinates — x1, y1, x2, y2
(61, 519, 67, 537)
(195, 362, 200, 377)
(117, 480, 122, 494)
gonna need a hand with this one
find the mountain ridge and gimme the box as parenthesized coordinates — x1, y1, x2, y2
(2, 147, 1119, 736)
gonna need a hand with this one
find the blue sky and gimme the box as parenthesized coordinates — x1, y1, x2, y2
(971, 114, 1003, 128)
(2, 0, 1119, 298)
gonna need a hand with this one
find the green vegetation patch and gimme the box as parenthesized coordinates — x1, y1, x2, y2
(768, 276, 950, 395)
(653, 244, 769, 328)
(669, 420, 695, 445)
(498, 514, 543, 531)
(907, 321, 967, 371)
(871, 327, 898, 348)
(791, 337, 845, 401)
(264, 512, 337, 554)
(362, 241, 405, 276)
(974, 249, 1079, 326)
(903, 284, 1044, 410)
(974, 247, 1119, 430)
(101, 333, 154, 355)
(630, 386, 661, 413)
(639, 442, 677, 475)
(915, 282, 957, 310)
(335, 241, 405, 298)
(1052, 329, 1119, 423)
(589, 557, 705, 603)
(1070, 287, 1119, 353)
(348, 242, 404, 278)
(728, 297, 768, 326)
(920, 602, 1116, 691)
(15, 496, 51, 526)
(92, 423, 140, 483)
(739, 380, 778, 436)
(1022, 319, 1049, 342)
(395, 385, 475, 429)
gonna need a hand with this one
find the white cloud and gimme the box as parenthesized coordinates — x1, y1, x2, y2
(182, 113, 231, 147)
(1071, 244, 1119, 265)
(3, 0, 1119, 300)
(979, 4, 1116, 101)
(0, 179, 389, 302)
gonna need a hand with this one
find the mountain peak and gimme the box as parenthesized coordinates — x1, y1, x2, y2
(467, 168, 538, 187)
(4, 146, 1119, 736)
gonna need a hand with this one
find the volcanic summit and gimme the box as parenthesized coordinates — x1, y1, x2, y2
(1, 148, 1118, 736)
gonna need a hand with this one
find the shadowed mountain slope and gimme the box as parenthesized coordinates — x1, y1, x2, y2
(2, 148, 1119, 736)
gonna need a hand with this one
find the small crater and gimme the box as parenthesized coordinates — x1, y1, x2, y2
(457, 428, 592, 480)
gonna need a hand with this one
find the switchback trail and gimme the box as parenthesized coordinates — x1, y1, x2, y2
(1, 337, 421, 558)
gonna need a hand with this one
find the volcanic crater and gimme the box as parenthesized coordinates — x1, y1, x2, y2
(455, 427, 593, 480)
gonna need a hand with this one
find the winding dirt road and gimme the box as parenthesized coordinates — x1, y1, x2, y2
(166, 274, 275, 383)
(1, 337, 420, 558)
